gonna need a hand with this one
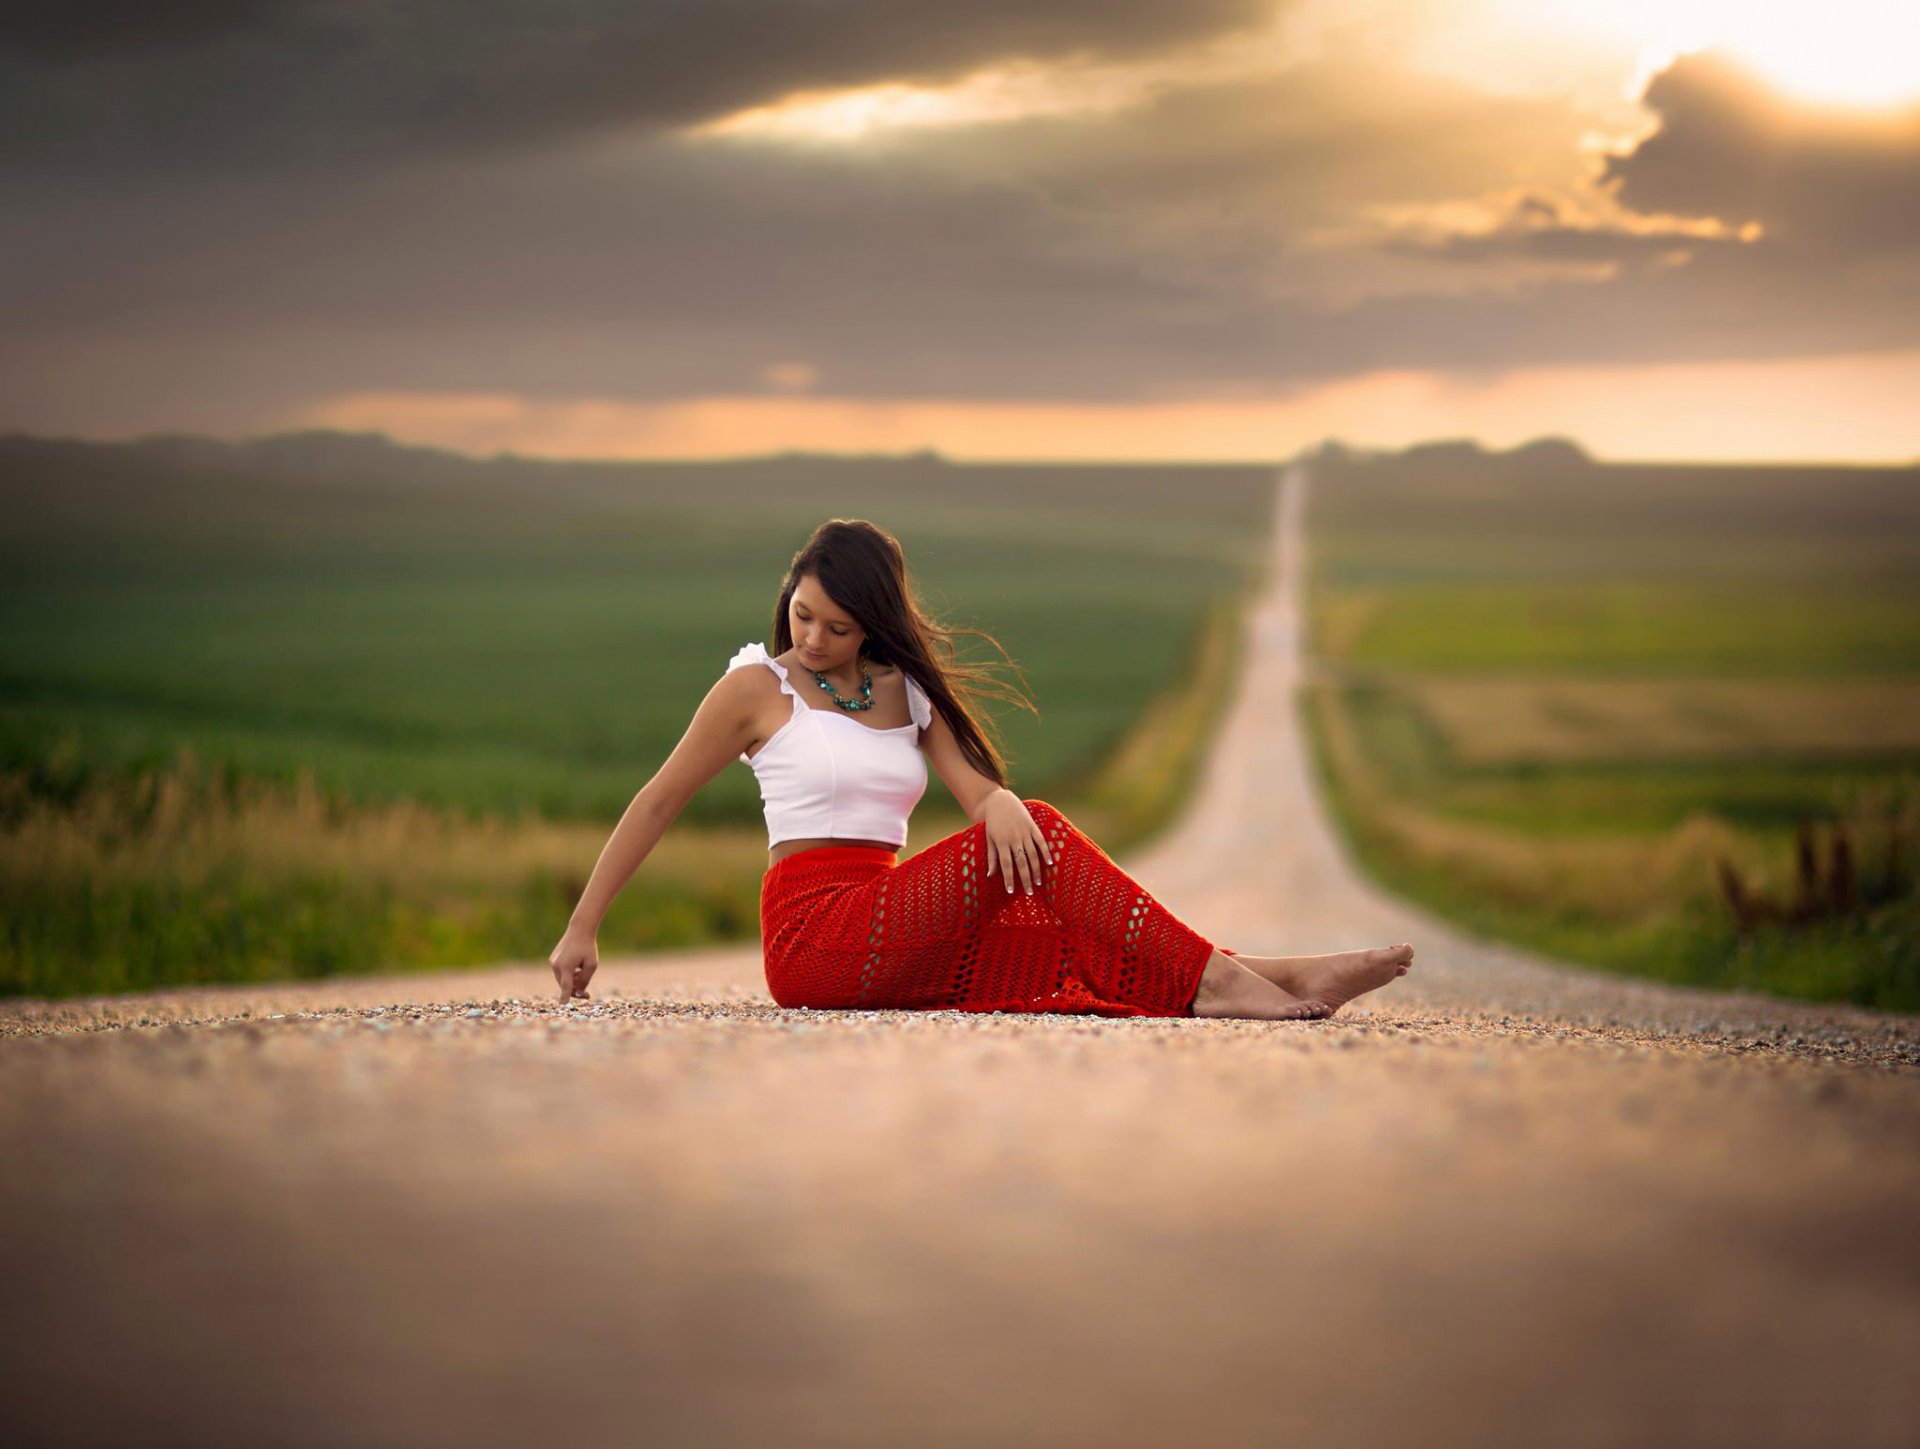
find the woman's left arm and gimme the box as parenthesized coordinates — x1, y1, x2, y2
(922, 710, 1054, 895)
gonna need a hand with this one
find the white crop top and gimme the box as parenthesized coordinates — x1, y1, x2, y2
(728, 641, 933, 848)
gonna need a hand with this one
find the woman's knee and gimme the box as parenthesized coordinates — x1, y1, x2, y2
(1021, 798, 1068, 832)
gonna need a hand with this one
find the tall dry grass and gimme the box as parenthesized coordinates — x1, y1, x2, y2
(1, 746, 767, 998)
(1407, 676, 1920, 767)
(1082, 597, 1246, 849)
(1303, 683, 1920, 1008)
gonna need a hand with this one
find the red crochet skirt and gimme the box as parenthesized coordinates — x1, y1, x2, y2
(759, 798, 1223, 1018)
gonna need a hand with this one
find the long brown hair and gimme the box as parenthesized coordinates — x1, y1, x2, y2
(770, 518, 1037, 788)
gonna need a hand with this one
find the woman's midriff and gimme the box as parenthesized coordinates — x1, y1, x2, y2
(768, 836, 900, 865)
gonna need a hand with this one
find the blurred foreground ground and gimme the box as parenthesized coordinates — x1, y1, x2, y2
(4, 469, 1916, 1447)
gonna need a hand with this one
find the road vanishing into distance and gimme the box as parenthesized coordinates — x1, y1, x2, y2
(5, 465, 1917, 1448)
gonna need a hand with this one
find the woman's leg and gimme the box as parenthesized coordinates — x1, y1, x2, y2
(1018, 800, 1329, 1018)
(853, 799, 1324, 1017)
(831, 813, 1091, 1012)
(1014, 798, 1220, 1010)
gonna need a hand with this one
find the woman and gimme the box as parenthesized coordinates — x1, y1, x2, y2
(548, 518, 1414, 1018)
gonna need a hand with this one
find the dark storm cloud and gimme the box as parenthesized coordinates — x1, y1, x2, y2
(0, 1, 276, 62)
(0, 48, 1608, 425)
(1600, 49, 1920, 258)
(1336, 51, 1920, 377)
(3, 31, 1918, 437)
(0, 0, 1277, 176)
(1305, 239, 1920, 375)
(0, 137, 1267, 422)
(1376, 54, 1920, 277)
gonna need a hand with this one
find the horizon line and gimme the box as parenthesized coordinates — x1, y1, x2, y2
(4, 422, 1917, 471)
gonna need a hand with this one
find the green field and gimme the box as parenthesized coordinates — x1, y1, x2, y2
(0, 433, 1275, 997)
(1301, 441, 1920, 1010)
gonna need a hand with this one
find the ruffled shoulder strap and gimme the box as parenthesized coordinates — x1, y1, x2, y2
(727, 642, 800, 701)
(902, 672, 933, 731)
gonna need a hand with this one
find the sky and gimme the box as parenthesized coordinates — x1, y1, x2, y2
(2, 0, 1917, 463)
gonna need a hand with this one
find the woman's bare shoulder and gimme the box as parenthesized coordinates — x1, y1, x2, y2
(711, 661, 782, 715)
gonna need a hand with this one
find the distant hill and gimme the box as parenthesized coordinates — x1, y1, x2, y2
(1307, 435, 1595, 471)
(0, 427, 467, 482)
(0, 427, 1283, 534)
(0, 428, 983, 508)
(1502, 437, 1595, 470)
(3, 426, 1604, 485)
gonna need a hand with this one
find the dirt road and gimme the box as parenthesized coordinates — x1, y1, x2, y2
(5, 466, 1917, 1448)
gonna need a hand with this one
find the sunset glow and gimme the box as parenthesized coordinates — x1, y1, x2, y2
(1539, 0, 1920, 108)
(686, 62, 1158, 142)
(292, 348, 1920, 465)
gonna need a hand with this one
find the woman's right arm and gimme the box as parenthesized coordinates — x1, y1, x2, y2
(549, 667, 766, 1000)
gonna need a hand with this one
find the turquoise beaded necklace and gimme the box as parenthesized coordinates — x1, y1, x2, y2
(808, 655, 875, 711)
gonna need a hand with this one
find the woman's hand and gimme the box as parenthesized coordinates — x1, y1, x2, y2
(548, 925, 600, 1002)
(981, 791, 1054, 896)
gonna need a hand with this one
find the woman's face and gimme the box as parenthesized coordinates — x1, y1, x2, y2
(789, 573, 867, 672)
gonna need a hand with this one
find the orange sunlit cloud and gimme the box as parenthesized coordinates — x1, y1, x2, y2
(294, 348, 1920, 464)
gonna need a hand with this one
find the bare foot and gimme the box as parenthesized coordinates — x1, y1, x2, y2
(1190, 952, 1333, 1022)
(1228, 944, 1414, 1015)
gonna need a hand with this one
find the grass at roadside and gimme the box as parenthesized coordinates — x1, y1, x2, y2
(1301, 680, 1920, 1010)
(1301, 445, 1920, 1011)
(1077, 593, 1253, 849)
